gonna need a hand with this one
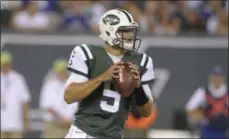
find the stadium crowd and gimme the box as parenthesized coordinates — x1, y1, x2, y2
(1, 0, 228, 35)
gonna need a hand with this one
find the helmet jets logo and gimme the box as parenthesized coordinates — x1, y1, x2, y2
(103, 14, 120, 25)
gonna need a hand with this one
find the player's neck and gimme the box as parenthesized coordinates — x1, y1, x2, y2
(104, 43, 124, 56)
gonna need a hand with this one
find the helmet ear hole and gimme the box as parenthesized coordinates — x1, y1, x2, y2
(106, 31, 110, 36)
(113, 39, 120, 45)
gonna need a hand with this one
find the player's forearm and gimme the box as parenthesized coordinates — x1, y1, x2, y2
(137, 99, 154, 117)
(134, 86, 154, 117)
(64, 75, 104, 104)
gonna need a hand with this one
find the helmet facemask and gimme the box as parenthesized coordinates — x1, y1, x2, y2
(114, 26, 141, 52)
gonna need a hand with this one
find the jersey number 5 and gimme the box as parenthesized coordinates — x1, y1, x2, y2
(100, 89, 121, 113)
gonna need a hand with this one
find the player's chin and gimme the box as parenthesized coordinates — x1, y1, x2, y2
(113, 45, 122, 50)
(114, 44, 128, 51)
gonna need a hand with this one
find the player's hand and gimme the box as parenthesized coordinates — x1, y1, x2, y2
(101, 61, 124, 81)
(128, 62, 141, 88)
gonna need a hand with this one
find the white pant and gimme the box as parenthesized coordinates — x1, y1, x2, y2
(65, 125, 95, 138)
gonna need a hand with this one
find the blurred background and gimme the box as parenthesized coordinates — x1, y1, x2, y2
(1, 0, 228, 35)
(1, 0, 228, 138)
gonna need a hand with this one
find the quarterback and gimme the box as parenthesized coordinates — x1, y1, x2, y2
(64, 9, 155, 138)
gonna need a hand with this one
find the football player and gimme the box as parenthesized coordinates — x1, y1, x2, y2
(64, 9, 156, 138)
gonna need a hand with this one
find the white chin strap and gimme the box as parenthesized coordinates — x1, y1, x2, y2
(99, 34, 134, 51)
(115, 34, 134, 51)
(122, 41, 134, 51)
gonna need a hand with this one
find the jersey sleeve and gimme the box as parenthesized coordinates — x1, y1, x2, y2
(67, 44, 93, 79)
(64, 73, 89, 89)
(140, 54, 155, 85)
(65, 44, 93, 88)
(142, 84, 154, 100)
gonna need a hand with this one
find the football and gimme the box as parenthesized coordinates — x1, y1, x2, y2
(113, 62, 136, 97)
